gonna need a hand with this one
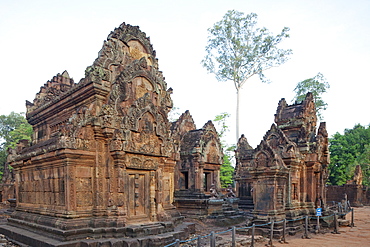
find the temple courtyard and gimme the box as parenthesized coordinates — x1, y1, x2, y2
(182, 206, 370, 246)
(258, 206, 370, 247)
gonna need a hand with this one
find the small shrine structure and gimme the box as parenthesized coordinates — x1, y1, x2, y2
(171, 111, 226, 217)
(235, 93, 330, 231)
(170, 111, 243, 223)
(0, 23, 194, 246)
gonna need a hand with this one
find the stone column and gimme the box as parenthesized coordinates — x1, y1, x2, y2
(199, 162, 205, 193)
(111, 151, 127, 225)
(287, 169, 292, 206)
(93, 126, 107, 216)
(14, 169, 20, 207)
(192, 147, 202, 193)
(150, 170, 156, 221)
(65, 163, 77, 212)
(214, 169, 221, 190)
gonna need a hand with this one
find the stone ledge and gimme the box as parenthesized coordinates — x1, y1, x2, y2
(0, 221, 195, 247)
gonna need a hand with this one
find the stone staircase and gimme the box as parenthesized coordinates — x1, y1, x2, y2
(207, 200, 247, 226)
(239, 197, 254, 211)
(0, 221, 195, 247)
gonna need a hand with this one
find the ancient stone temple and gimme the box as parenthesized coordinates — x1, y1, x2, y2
(0, 23, 194, 246)
(235, 93, 330, 227)
(171, 111, 225, 216)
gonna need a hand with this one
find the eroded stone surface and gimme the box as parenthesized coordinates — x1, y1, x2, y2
(1, 22, 194, 246)
(172, 111, 225, 217)
(327, 165, 370, 206)
(235, 93, 330, 226)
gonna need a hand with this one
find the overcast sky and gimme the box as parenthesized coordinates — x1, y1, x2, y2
(0, 0, 369, 147)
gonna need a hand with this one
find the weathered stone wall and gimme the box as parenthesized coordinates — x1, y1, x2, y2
(326, 184, 370, 206)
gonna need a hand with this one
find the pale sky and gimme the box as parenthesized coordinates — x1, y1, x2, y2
(0, 0, 369, 147)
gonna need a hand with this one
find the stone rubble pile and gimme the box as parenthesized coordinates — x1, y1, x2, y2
(0, 234, 18, 247)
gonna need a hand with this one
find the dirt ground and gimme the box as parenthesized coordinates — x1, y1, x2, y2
(264, 206, 370, 247)
(186, 206, 370, 247)
(0, 205, 369, 246)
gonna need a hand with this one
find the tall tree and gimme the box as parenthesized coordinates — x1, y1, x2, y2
(213, 112, 235, 188)
(0, 112, 29, 141)
(329, 124, 370, 186)
(292, 72, 330, 120)
(202, 10, 292, 142)
(0, 112, 32, 179)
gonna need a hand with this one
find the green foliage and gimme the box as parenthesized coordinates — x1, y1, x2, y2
(293, 72, 330, 120)
(328, 124, 370, 186)
(0, 112, 29, 141)
(202, 10, 292, 88)
(213, 112, 230, 143)
(0, 112, 32, 179)
(0, 150, 6, 178)
(213, 112, 235, 188)
(7, 123, 33, 148)
(220, 145, 236, 188)
(202, 10, 292, 140)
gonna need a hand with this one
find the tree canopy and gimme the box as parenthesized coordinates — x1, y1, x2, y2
(292, 72, 330, 120)
(328, 124, 370, 186)
(202, 10, 292, 141)
(0, 112, 32, 179)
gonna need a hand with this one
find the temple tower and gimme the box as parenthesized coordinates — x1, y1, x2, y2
(235, 93, 330, 230)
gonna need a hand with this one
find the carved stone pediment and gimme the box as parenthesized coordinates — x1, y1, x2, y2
(275, 93, 317, 143)
(177, 120, 223, 165)
(252, 140, 287, 170)
(171, 111, 196, 140)
(235, 135, 254, 173)
(200, 121, 223, 165)
(262, 124, 300, 161)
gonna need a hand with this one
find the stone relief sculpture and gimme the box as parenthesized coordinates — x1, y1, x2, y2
(0, 23, 194, 246)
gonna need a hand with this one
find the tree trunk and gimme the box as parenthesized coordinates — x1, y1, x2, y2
(236, 88, 240, 143)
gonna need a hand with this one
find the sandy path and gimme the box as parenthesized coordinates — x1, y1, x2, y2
(255, 206, 370, 247)
(188, 206, 370, 247)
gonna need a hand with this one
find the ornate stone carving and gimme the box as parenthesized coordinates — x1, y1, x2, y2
(172, 111, 225, 216)
(3, 22, 195, 246)
(235, 93, 329, 222)
(26, 71, 76, 113)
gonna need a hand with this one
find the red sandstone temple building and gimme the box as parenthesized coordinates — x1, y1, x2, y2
(3, 20, 366, 245)
(235, 93, 330, 225)
(0, 23, 197, 246)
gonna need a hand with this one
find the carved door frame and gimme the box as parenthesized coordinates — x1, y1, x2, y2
(126, 169, 151, 222)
